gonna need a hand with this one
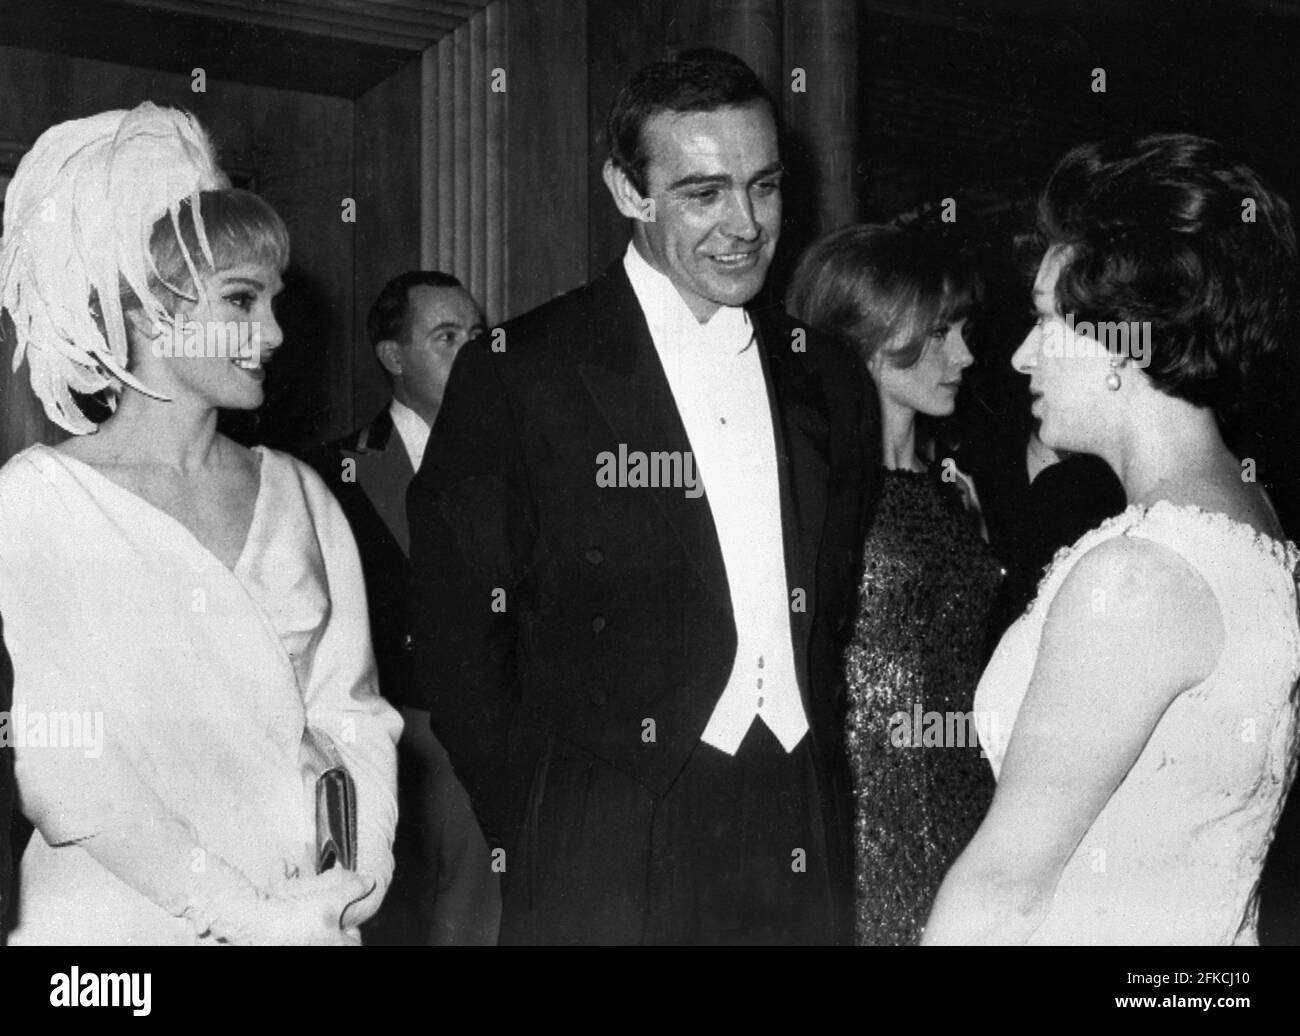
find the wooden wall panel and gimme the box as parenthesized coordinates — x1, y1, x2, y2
(452, 25, 472, 286)
(0, 43, 353, 462)
(420, 3, 505, 322)
(783, 0, 860, 237)
(422, 0, 587, 321)
(502, 0, 588, 317)
(436, 33, 456, 270)
(587, 0, 668, 277)
(353, 57, 423, 430)
(420, 46, 439, 271)
(696, 0, 783, 98)
(469, 10, 487, 305)
(484, 0, 505, 321)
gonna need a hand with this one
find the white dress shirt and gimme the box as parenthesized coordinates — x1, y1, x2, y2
(389, 398, 432, 473)
(623, 242, 808, 755)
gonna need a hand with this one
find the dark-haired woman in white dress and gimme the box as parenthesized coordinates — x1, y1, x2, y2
(926, 133, 1300, 945)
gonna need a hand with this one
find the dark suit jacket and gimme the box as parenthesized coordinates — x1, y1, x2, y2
(306, 408, 417, 706)
(1, 614, 15, 922)
(407, 260, 880, 937)
(306, 407, 502, 943)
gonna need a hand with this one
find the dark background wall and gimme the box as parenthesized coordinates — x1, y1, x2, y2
(583, 0, 1300, 301)
(0, 42, 355, 452)
(7, 0, 1300, 452)
(352, 60, 423, 433)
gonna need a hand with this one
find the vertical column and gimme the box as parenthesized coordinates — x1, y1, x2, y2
(702, 0, 783, 99)
(452, 21, 472, 288)
(353, 59, 422, 430)
(502, 0, 588, 318)
(662, 0, 709, 56)
(469, 9, 487, 306)
(784, 0, 859, 235)
(436, 32, 455, 271)
(485, 0, 506, 322)
(420, 46, 439, 269)
(587, 0, 668, 276)
(420, 3, 509, 320)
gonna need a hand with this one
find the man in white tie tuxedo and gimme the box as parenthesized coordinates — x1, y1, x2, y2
(408, 50, 880, 944)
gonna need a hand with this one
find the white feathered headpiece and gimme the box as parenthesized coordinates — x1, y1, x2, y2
(0, 103, 227, 434)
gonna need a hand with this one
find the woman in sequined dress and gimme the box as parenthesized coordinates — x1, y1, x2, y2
(788, 222, 1003, 944)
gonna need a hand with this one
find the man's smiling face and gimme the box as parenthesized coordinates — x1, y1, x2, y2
(629, 101, 782, 321)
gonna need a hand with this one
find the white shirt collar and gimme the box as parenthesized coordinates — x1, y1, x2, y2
(388, 397, 431, 472)
(622, 241, 752, 352)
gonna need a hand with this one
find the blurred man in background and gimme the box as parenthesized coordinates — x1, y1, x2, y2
(307, 271, 498, 945)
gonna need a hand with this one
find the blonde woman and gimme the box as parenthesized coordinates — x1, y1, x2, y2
(0, 104, 400, 944)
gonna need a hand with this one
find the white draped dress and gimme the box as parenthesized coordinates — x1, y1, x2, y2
(0, 444, 401, 945)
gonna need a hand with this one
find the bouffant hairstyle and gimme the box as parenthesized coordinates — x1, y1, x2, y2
(786, 221, 981, 370)
(606, 48, 775, 198)
(1035, 133, 1297, 422)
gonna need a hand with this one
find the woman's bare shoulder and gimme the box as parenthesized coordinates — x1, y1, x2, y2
(1045, 533, 1224, 692)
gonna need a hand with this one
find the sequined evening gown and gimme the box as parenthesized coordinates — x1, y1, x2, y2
(845, 467, 1003, 945)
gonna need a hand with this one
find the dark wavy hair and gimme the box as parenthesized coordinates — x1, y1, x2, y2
(1034, 133, 1297, 423)
(605, 48, 775, 197)
(786, 221, 981, 370)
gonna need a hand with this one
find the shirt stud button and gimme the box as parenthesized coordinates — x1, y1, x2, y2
(592, 615, 606, 633)
(584, 548, 604, 564)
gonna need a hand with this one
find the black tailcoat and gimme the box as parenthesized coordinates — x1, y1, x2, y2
(407, 260, 880, 942)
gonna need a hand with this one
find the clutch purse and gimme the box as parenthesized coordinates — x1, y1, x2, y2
(301, 726, 357, 874)
(315, 765, 357, 874)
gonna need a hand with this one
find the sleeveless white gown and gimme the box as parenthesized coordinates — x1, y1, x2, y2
(975, 501, 1300, 945)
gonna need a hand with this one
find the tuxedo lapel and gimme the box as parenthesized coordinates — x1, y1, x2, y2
(754, 311, 831, 609)
(575, 265, 731, 614)
(573, 264, 833, 655)
(752, 311, 832, 738)
(351, 408, 416, 557)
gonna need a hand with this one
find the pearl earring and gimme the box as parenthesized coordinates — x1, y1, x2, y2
(1105, 360, 1122, 391)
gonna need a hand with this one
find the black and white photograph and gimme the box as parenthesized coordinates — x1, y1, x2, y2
(1, 0, 1299, 1017)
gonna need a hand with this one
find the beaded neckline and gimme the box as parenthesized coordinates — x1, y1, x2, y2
(1041, 499, 1300, 591)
